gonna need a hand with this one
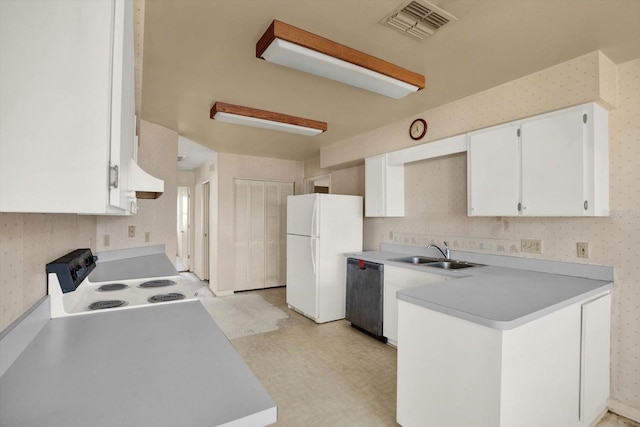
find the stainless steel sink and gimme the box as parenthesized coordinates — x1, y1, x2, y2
(426, 261, 480, 270)
(389, 256, 439, 265)
(390, 256, 483, 269)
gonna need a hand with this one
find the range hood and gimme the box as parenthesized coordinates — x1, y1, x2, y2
(129, 159, 164, 199)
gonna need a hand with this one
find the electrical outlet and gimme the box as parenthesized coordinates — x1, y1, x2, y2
(145, 232, 150, 243)
(128, 225, 135, 238)
(521, 239, 542, 254)
(103, 235, 110, 247)
(577, 242, 589, 258)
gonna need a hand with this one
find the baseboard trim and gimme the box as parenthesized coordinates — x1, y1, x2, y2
(213, 289, 234, 297)
(608, 399, 640, 423)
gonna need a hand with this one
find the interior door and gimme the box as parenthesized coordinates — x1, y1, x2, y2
(286, 234, 318, 319)
(202, 181, 210, 280)
(177, 186, 190, 271)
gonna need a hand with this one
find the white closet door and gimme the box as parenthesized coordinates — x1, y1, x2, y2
(279, 182, 293, 286)
(234, 179, 293, 291)
(248, 181, 266, 290)
(234, 179, 250, 290)
(264, 181, 280, 288)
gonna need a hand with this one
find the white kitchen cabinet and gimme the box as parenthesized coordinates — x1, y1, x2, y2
(579, 293, 611, 423)
(467, 102, 609, 217)
(365, 154, 404, 217)
(0, 0, 143, 214)
(383, 265, 448, 346)
(396, 291, 611, 427)
(467, 123, 520, 216)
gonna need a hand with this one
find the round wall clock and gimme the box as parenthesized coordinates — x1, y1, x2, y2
(409, 118, 427, 140)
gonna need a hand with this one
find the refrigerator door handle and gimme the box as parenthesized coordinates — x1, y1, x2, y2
(311, 197, 318, 237)
(310, 237, 317, 277)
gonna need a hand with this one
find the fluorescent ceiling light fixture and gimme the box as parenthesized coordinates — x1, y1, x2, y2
(256, 20, 425, 99)
(210, 102, 327, 136)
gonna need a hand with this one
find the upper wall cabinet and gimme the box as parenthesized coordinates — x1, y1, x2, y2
(467, 103, 609, 217)
(365, 154, 404, 217)
(0, 0, 152, 215)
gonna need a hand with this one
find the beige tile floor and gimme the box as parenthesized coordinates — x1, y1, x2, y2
(182, 274, 639, 427)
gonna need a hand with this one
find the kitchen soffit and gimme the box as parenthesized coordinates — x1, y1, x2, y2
(139, 0, 640, 162)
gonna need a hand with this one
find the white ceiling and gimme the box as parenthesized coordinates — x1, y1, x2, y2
(139, 0, 640, 163)
(177, 135, 216, 171)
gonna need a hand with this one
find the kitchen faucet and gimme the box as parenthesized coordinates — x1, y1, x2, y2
(427, 241, 450, 260)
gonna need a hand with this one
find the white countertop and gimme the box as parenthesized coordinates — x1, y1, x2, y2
(0, 301, 277, 427)
(346, 248, 612, 330)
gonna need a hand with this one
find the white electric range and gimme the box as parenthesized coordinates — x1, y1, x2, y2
(47, 248, 196, 318)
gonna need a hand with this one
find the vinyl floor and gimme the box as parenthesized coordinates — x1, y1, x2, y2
(180, 273, 639, 427)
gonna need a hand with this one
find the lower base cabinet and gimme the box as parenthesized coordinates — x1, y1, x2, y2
(383, 265, 449, 346)
(396, 292, 611, 427)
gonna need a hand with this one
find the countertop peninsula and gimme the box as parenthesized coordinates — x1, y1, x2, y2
(346, 246, 613, 330)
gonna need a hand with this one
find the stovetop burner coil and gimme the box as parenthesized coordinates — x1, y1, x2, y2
(148, 293, 185, 303)
(88, 300, 127, 310)
(97, 283, 128, 291)
(138, 279, 177, 288)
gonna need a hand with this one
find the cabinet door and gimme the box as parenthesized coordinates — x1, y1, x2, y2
(365, 154, 404, 217)
(365, 155, 385, 217)
(521, 109, 586, 216)
(468, 124, 520, 216)
(109, 0, 136, 211)
(0, 0, 136, 214)
(383, 265, 449, 346)
(579, 293, 611, 423)
(383, 284, 403, 345)
(0, 0, 113, 213)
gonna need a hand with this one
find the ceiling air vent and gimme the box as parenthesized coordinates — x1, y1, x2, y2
(381, 0, 457, 41)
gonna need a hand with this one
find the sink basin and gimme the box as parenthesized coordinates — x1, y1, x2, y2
(390, 256, 439, 265)
(390, 256, 484, 269)
(426, 261, 480, 270)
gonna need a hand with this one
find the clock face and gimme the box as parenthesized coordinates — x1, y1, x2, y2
(410, 119, 427, 140)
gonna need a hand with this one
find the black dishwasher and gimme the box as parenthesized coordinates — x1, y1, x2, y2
(346, 258, 386, 342)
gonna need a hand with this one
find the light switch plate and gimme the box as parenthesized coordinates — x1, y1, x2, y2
(128, 225, 135, 238)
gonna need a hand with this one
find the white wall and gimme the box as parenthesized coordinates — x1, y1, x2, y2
(0, 214, 96, 331)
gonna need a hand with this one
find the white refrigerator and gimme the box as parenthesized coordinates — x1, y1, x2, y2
(286, 193, 363, 323)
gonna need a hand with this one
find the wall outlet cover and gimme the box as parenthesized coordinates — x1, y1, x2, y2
(521, 239, 542, 254)
(128, 225, 135, 238)
(577, 242, 589, 258)
(103, 235, 110, 247)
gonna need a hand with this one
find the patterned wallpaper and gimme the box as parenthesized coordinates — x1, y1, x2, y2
(321, 51, 617, 169)
(0, 213, 96, 331)
(318, 55, 640, 413)
(95, 120, 178, 263)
